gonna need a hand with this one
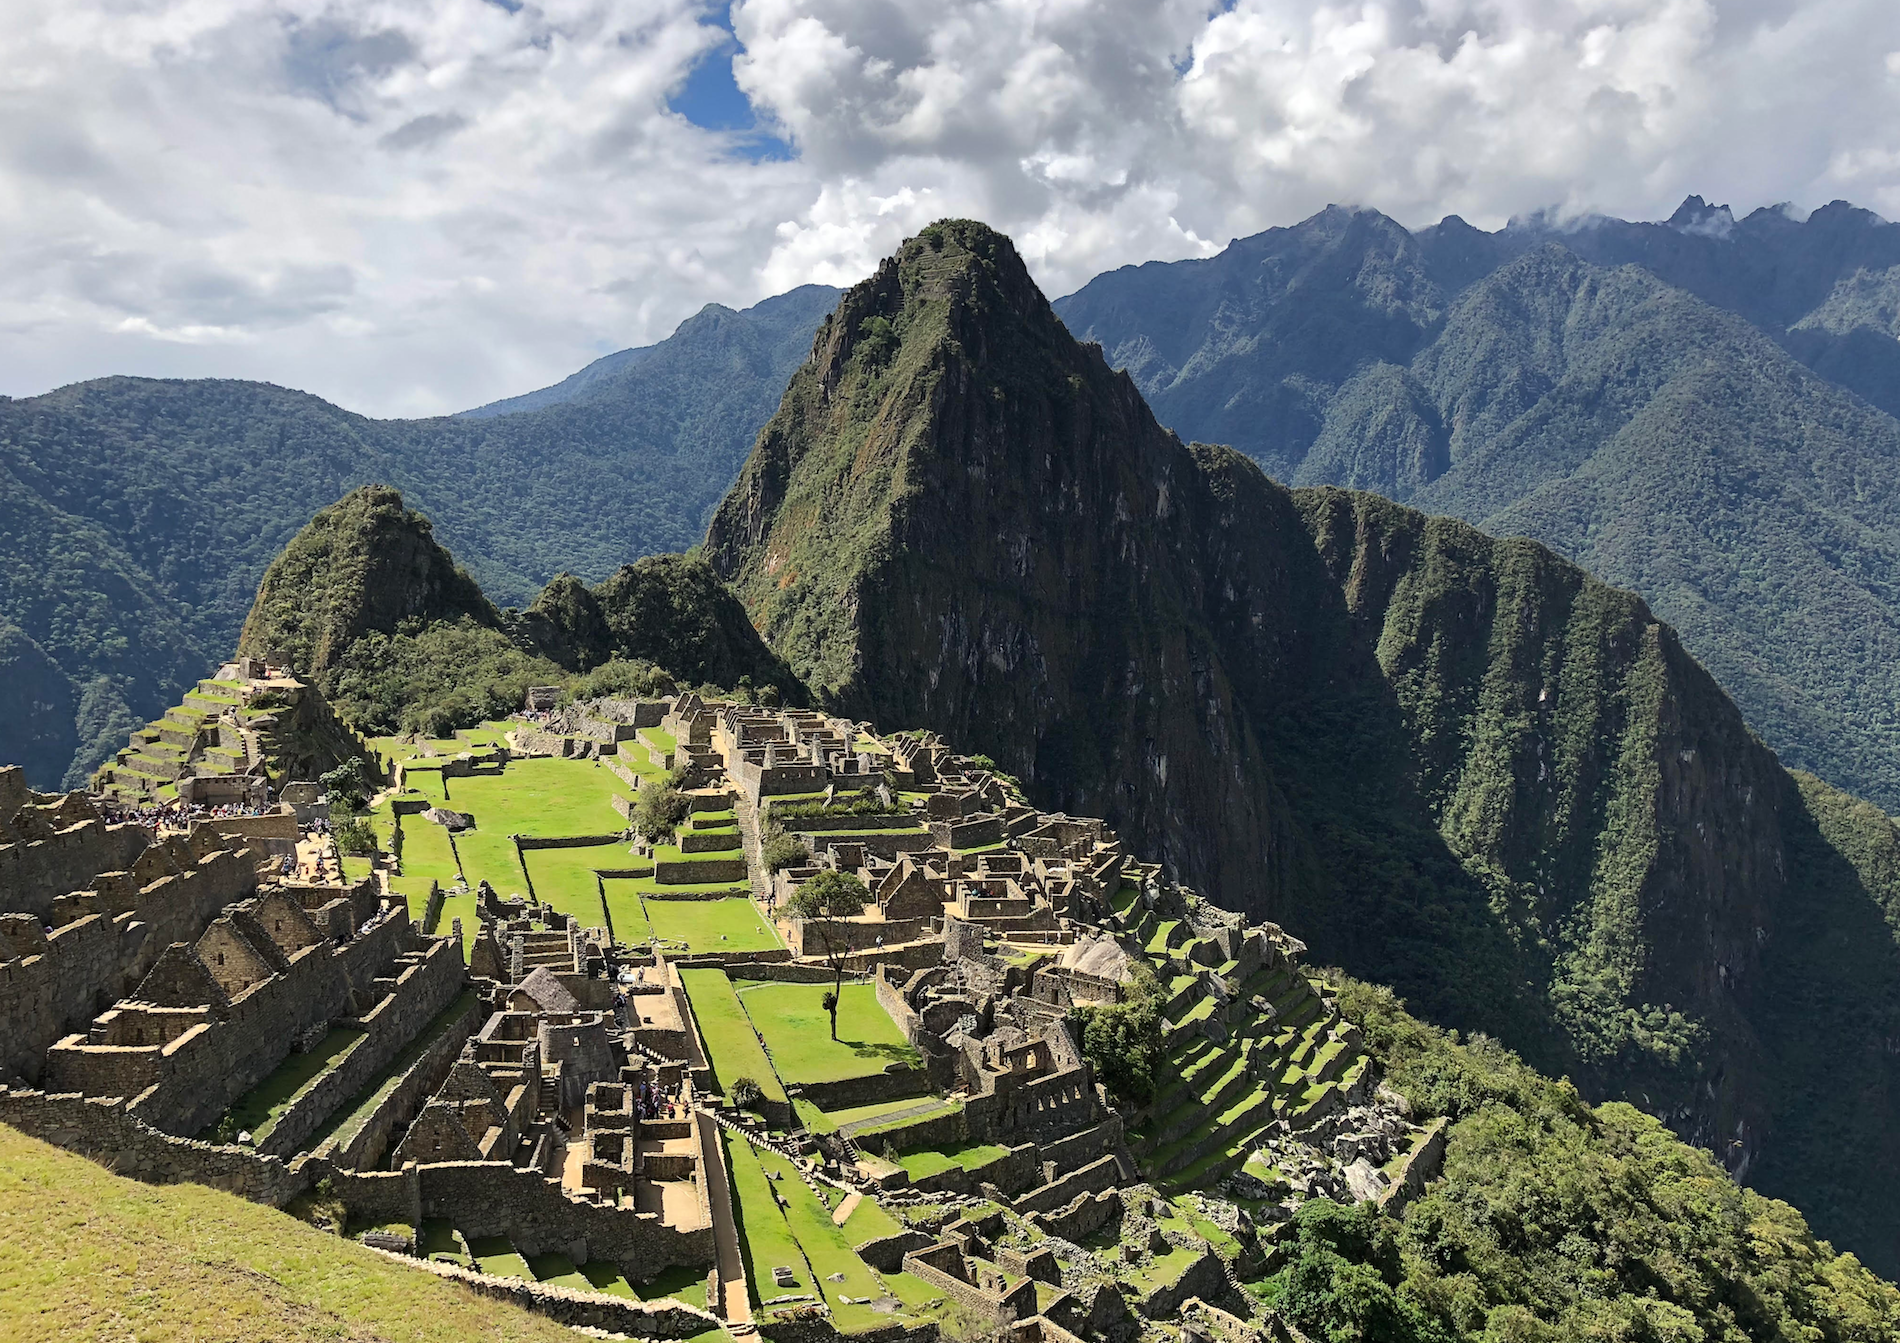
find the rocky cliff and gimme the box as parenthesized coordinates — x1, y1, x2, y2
(707, 220, 1900, 1270)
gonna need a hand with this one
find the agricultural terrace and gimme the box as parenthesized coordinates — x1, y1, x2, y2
(735, 982, 920, 1084)
(679, 970, 785, 1103)
(722, 1131, 946, 1334)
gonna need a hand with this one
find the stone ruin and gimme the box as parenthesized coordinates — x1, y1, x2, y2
(0, 684, 1456, 1343)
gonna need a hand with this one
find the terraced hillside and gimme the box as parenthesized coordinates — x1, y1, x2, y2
(93, 665, 370, 804)
(1124, 910, 1367, 1194)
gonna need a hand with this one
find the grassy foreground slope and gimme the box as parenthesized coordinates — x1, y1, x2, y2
(0, 1125, 578, 1343)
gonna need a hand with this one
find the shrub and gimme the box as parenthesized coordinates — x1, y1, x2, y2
(633, 778, 692, 842)
(729, 1076, 764, 1111)
(334, 816, 377, 857)
(761, 823, 810, 872)
(1067, 969, 1164, 1104)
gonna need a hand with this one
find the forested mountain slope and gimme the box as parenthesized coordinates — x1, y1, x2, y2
(1054, 200, 1900, 813)
(0, 286, 835, 788)
(709, 220, 1900, 1274)
(234, 485, 797, 737)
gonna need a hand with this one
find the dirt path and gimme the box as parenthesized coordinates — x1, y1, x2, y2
(695, 1109, 751, 1324)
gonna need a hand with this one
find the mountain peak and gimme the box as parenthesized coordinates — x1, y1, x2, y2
(236, 484, 498, 677)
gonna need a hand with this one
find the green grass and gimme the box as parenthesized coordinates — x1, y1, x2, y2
(641, 726, 679, 757)
(305, 991, 482, 1155)
(751, 1142, 897, 1333)
(0, 1126, 590, 1343)
(453, 829, 532, 900)
(579, 1261, 638, 1298)
(209, 1027, 367, 1143)
(520, 842, 633, 928)
(646, 897, 783, 953)
(447, 756, 628, 836)
(895, 1143, 1009, 1181)
(826, 1096, 946, 1128)
(468, 1235, 533, 1281)
(679, 969, 786, 1102)
(600, 877, 655, 945)
(633, 1263, 711, 1308)
(722, 1130, 811, 1307)
(735, 981, 919, 1085)
(841, 1196, 905, 1245)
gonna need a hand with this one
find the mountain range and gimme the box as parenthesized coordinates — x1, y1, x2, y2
(65, 215, 1900, 1277)
(1055, 197, 1900, 814)
(0, 284, 836, 788)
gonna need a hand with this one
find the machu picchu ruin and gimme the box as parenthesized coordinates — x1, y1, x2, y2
(91, 654, 374, 809)
(3, 679, 1452, 1343)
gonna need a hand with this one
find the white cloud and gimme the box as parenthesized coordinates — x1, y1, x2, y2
(3, 0, 1900, 416)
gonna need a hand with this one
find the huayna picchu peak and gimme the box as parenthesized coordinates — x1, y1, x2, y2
(5, 218, 1900, 1343)
(710, 219, 1900, 1277)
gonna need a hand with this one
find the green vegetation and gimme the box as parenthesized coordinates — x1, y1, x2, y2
(1069, 969, 1165, 1105)
(633, 772, 692, 841)
(0, 1124, 589, 1342)
(1284, 974, 1900, 1341)
(679, 969, 785, 1103)
(208, 1027, 365, 1144)
(703, 218, 1900, 1271)
(645, 897, 782, 953)
(0, 286, 837, 789)
(736, 981, 919, 1084)
(446, 756, 628, 836)
(895, 1143, 1009, 1181)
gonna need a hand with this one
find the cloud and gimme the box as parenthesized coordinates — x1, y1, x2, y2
(2, 0, 1899, 416)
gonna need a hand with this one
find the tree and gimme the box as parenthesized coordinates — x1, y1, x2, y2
(784, 869, 870, 1039)
(320, 759, 370, 813)
(729, 1076, 764, 1112)
(761, 823, 810, 873)
(334, 816, 377, 858)
(633, 768, 692, 843)
(1067, 968, 1165, 1104)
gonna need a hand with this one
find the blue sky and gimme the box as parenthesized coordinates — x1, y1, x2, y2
(668, 3, 792, 162)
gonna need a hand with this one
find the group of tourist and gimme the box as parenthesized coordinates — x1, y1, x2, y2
(98, 798, 275, 831)
(632, 1077, 680, 1122)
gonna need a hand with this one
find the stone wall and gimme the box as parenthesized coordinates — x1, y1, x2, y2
(1038, 1116, 1125, 1178)
(790, 915, 934, 957)
(418, 1159, 714, 1277)
(321, 994, 486, 1170)
(0, 844, 253, 1083)
(654, 857, 748, 885)
(852, 1228, 935, 1272)
(49, 909, 417, 1138)
(0, 816, 151, 921)
(258, 938, 469, 1157)
(0, 1085, 310, 1205)
(1134, 1248, 1226, 1320)
(360, 1244, 721, 1339)
(1013, 1154, 1121, 1215)
(791, 1065, 931, 1113)
(1026, 1188, 1120, 1242)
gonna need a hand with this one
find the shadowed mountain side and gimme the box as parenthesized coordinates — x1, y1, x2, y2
(708, 220, 1900, 1272)
(1056, 201, 1900, 816)
(510, 555, 803, 696)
